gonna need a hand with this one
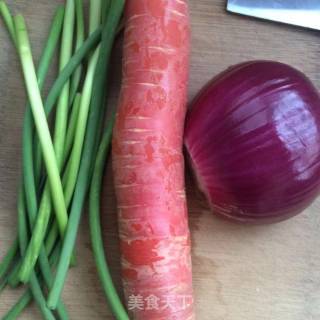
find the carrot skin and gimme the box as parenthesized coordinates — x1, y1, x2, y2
(112, 1, 194, 319)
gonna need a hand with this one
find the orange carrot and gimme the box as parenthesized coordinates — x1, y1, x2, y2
(112, 0, 194, 319)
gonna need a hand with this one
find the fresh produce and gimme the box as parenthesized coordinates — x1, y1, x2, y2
(47, 0, 125, 310)
(89, 119, 129, 320)
(112, 0, 194, 319)
(0, 0, 127, 318)
(4, 7, 68, 320)
(0, 5, 65, 300)
(185, 61, 320, 223)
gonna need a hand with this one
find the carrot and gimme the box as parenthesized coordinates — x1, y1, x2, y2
(112, 1, 194, 319)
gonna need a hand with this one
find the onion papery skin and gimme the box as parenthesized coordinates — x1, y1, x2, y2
(185, 61, 320, 224)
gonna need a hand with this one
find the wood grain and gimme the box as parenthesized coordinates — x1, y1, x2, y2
(1, 0, 320, 319)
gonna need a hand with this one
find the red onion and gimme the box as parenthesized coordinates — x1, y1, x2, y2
(185, 61, 320, 223)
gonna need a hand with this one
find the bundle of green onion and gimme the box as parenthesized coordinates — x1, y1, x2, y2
(0, 1, 129, 319)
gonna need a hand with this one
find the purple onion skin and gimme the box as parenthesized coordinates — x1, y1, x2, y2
(185, 61, 320, 224)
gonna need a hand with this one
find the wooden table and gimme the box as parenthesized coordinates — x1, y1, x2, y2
(1, 1, 320, 319)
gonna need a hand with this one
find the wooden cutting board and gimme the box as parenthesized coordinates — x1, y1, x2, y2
(1, 0, 320, 319)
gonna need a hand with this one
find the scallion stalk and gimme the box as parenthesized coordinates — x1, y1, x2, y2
(47, 0, 125, 309)
(19, 0, 103, 282)
(14, 14, 68, 240)
(64, 93, 82, 162)
(89, 119, 129, 320)
(17, 186, 56, 320)
(69, 0, 85, 105)
(0, 1, 16, 46)
(16, 28, 102, 281)
(63, 45, 100, 206)
(0, 239, 18, 280)
(53, 0, 75, 170)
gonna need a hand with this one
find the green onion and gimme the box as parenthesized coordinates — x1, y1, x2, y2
(101, 0, 111, 24)
(3, 6, 65, 289)
(64, 93, 82, 162)
(24, 5, 65, 190)
(14, 14, 68, 239)
(44, 222, 59, 255)
(0, 4, 64, 296)
(63, 45, 100, 206)
(16, 29, 102, 281)
(0, 3, 20, 286)
(18, 187, 68, 320)
(2, 290, 31, 320)
(19, 97, 83, 284)
(4, 243, 63, 319)
(53, 0, 75, 170)
(18, 1, 103, 281)
(17, 186, 55, 320)
(34, 0, 76, 186)
(62, 0, 102, 210)
(14, 15, 69, 319)
(21, 0, 102, 289)
(7, 261, 21, 288)
(89, 0, 102, 34)
(17, 6, 65, 286)
(18, 187, 54, 283)
(0, 239, 18, 280)
(0, 278, 7, 295)
(0, 1, 16, 47)
(14, 13, 67, 295)
(47, 0, 125, 309)
(44, 28, 101, 117)
(89, 119, 129, 320)
(32, 26, 102, 182)
(69, 0, 85, 104)
(1, 0, 126, 317)
(27, 2, 75, 254)
(34, 0, 76, 187)
(20, 173, 69, 317)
